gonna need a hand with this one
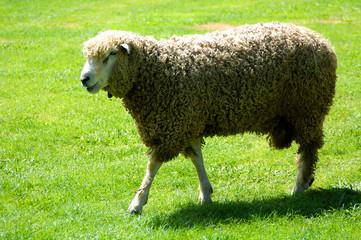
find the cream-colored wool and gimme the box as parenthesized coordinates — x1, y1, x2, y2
(83, 22, 336, 165)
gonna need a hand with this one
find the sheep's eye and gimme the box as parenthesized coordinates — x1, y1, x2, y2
(103, 52, 117, 64)
(102, 56, 109, 64)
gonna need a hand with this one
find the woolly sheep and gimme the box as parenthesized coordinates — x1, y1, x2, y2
(80, 22, 337, 214)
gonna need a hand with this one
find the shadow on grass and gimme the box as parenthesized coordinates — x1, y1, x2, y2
(150, 187, 361, 228)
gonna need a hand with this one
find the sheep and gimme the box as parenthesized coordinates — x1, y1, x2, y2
(80, 22, 337, 214)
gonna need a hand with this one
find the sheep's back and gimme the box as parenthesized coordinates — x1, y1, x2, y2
(157, 23, 337, 136)
(123, 22, 336, 153)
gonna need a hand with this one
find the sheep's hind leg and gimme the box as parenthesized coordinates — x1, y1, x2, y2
(127, 157, 162, 214)
(189, 140, 213, 203)
(291, 142, 318, 194)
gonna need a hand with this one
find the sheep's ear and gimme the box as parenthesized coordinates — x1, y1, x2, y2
(120, 43, 131, 55)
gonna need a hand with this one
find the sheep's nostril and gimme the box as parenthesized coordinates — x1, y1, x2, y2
(81, 76, 90, 86)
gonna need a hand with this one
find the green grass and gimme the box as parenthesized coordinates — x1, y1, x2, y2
(1, 0, 361, 238)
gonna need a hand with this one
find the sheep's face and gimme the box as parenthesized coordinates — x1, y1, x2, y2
(80, 50, 119, 94)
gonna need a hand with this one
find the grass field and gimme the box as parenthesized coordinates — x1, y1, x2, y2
(1, 0, 361, 238)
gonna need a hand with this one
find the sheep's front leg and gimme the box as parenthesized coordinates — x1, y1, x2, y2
(127, 157, 162, 214)
(190, 141, 213, 203)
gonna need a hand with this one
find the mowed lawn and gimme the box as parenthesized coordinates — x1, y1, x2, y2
(1, 0, 360, 238)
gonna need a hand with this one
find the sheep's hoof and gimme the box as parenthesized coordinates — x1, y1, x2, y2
(126, 207, 142, 215)
(127, 202, 143, 215)
(127, 210, 142, 215)
(291, 176, 315, 195)
(199, 198, 212, 204)
(198, 186, 213, 204)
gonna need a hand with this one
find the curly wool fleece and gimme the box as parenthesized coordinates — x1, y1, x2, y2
(83, 22, 337, 162)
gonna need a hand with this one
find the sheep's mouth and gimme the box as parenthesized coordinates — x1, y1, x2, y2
(86, 82, 100, 93)
(86, 84, 96, 92)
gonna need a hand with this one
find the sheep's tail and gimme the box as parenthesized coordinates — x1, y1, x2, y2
(267, 117, 295, 149)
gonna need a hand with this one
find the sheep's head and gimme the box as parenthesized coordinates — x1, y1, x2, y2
(80, 43, 131, 95)
(80, 30, 138, 98)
